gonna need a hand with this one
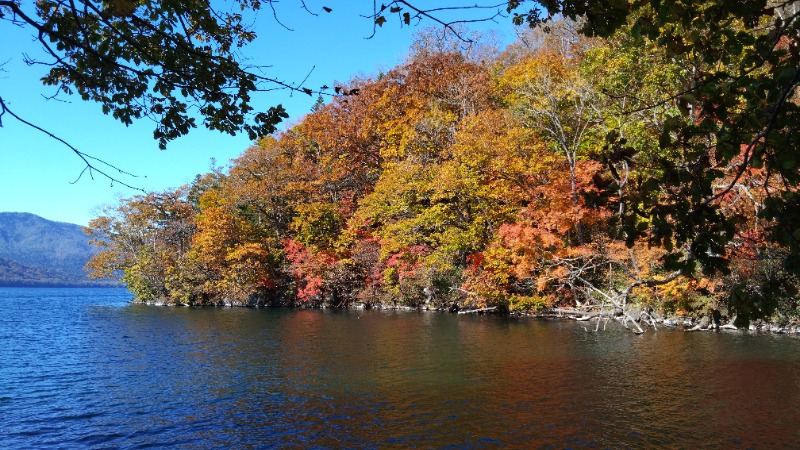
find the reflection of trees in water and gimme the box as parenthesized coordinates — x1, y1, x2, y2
(83, 305, 800, 447)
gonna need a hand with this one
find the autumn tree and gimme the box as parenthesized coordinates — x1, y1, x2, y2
(350, 50, 502, 306)
(499, 47, 600, 244)
(80, 1, 800, 326)
(85, 188, 195, 301)
(286, 74, 389, 211)
(188, 137, 313, 304)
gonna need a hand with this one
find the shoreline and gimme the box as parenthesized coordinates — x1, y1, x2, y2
(129, 299, 800, 336)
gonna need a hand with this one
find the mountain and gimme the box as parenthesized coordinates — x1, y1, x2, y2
(0, 212, 118, 287)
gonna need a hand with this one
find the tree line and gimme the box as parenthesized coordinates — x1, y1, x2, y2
(86, 7, 800, 326)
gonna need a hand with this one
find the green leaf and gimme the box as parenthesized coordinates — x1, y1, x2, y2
(750, 153, 763, 169)
(781, 155, 796, 170)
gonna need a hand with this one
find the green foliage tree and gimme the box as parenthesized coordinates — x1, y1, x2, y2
(0, 0, 289, 149)
(575, 1, 800, 325)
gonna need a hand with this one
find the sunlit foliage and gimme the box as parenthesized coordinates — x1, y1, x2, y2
(87, 11, 800, 325)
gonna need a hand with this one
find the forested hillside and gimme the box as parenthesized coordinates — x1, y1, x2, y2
(86, 13, 800, 327)
(0, 212, 117, 286)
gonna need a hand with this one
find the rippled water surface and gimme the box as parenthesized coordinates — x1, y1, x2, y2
(2, 287, 800, 448)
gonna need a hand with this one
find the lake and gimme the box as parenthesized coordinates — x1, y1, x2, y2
(1, 287, 799, 448)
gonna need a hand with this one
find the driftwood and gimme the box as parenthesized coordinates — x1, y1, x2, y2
(583, 315, 610, 332)
(551, 308, 607, 317)
(457, 306, 498, 315)
(622, 313, 645, 334)
(687, 322, 741, 332)
(549, 308, 632, 333)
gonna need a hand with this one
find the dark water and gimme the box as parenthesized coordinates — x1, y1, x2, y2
(1, 288, 799, 448)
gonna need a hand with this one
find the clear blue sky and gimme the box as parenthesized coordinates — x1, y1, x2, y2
(0, 1, 517, 226)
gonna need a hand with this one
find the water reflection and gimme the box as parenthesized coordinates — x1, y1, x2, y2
(1, 288, 799, 448)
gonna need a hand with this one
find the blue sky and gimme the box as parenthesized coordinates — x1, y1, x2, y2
(0, 1, 518, 226)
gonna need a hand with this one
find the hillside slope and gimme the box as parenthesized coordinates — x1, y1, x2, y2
(0, 212, 118, 286)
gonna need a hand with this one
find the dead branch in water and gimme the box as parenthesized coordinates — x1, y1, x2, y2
(457, 306, 498, 314)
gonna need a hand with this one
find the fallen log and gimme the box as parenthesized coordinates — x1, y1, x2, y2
(457, 306, 498, 315)
(621, 313, 645, 334)
(550, 308, 607, 317)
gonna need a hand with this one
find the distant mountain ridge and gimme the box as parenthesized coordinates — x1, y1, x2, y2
(0, 212, 118, 287)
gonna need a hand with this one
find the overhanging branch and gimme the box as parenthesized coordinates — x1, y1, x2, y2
(0, 95, 144, 191)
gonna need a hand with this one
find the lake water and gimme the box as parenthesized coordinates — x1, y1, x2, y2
(1, 287, 799, 448)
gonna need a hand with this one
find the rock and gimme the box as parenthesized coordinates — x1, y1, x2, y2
(770, 324, 785, 334)
(699, 315, 710, 329)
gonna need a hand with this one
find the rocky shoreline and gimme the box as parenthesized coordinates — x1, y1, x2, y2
(131, 298, 800, 336)
(519, 307, 800, 335)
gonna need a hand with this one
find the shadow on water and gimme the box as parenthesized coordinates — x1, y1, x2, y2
(1, 287, 799, 448)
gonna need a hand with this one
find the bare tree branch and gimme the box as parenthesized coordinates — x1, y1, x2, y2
(363, 1, 507, 41)
(0, 95, 144, 191)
